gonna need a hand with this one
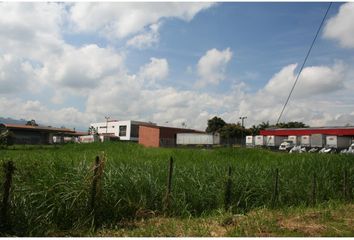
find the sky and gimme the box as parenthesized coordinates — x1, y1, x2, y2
(1, 2, 354, 131)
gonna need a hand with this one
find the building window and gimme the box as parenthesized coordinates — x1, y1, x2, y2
(100, 126, 107, 129)
(131, 124, 139, 138)
(119, 126, 127, 136)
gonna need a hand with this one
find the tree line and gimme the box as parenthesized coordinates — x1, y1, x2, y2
(205, 116, 309, 139)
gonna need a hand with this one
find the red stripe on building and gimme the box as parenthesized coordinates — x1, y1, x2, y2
(260, 128, 354, 136)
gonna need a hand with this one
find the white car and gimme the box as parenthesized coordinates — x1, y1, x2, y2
(349, 143, 354, 153)
(279, 140, 294, 151)
(341, 143, 354, 154)
(289, 146, 307, 153)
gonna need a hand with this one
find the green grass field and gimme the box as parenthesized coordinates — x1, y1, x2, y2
(0, 142, 353, 236)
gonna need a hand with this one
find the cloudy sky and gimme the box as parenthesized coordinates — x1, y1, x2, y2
(1, 2, 354, 130)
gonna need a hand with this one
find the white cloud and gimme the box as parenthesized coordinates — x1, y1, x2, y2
(226, 61, 351, 127)
(85, 74, 143, 119)
(2, 59, 354, 131)
(51, 91, 65, 105)
(0, 97, 94, 129)
(69, 2, 214, 39)
(0, 54, 40, 94)
(323, 2, 354, 48)
(0, 2, 65, 61)
(1, 2, 354, 131)
(196, 48, 233, 87)
(38, 44, 124, 90)
(86, 80, 224, 130)
(264, 62, 346, 98)
(126, 23, 160, 49)
(138, 58, 169, 85)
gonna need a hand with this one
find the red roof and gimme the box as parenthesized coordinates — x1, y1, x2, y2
(260, 127, 354, 136)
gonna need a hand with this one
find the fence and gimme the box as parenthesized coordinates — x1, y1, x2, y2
(0, 155, 353, 235)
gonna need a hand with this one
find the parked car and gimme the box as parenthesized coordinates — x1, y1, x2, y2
(279, 140, 294, 151)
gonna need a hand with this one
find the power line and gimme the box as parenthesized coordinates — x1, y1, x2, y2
(276, 2, 332, 125)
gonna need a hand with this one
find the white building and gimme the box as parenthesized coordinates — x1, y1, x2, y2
(90, 120, 156, 141)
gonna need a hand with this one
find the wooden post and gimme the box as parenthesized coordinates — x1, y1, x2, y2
(90, 156, 100, 212)
(89, 155, 101, 230)
(163, 157, 174, 213)
(312, 172, 317, 206)
(0, 161, 16, 232)
(271, 168, 279, 208)
(224, 166, 232, 211)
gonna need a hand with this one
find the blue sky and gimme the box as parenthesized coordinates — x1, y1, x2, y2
(1, 2, 354, 130)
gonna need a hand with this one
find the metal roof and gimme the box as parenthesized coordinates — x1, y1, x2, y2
(1, 123, 76, 133)
(140, 124, 204, 133)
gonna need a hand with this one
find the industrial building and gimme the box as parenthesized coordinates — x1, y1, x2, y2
(0, 123, 79, 145)
(90, 120, 156, 141)
(139, 125, 201, 147)
(260, 126, 354, 137)
(257, 126, 354, 150)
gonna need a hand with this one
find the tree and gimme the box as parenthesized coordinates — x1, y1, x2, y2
(258, 121, 270, 130)
(206, 116, 226, 133)
(88, 126, 97, 135)
(219, 123, 243, 139)
(0, 127, 14, 146)
(249, 124, 260, 135)
(26, 119, 38, 126)
(244, 121, 309, 135)
(274, 121, 309, 128)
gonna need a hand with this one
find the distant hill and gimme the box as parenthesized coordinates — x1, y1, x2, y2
(0, 117, 28, 125)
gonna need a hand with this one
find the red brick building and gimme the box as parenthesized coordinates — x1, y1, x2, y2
(139, 125, 201, 147)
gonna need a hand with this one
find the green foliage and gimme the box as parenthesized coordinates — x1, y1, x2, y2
(25, 120, 38, 126)
(205, 116, 308, 137)
(0, 128, 14, 146)
(275, 121, 309, 128)
(247, 121, 309, 135)
(0, 143, 353, 236)
(88, 126, 97, 135)
(206, 116, 226, 133)
(249, 125, 261, 135)
(247, 121, 271, 135)
(219, 123, 243, 139)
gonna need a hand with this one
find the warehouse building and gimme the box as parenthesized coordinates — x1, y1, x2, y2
(260, 126, 354, 137)
(258, 126, 354, 149)
(90, 120, 156, 141)
(0, 123, 78, 145)
(139, 125, 201, 147)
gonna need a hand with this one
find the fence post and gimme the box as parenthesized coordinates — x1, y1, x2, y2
(89, 155, 102, 229)
(0, 161, 16, 232)
(312, 172, 317, 206)
(90, 156, 100, 211)
(163, 157, 174, 213)
(224, 166, 232, 211)
(271, 168, 279, 208)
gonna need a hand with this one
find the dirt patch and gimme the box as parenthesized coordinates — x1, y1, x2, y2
(210, 227, 227, 237)
(278, 212, 326, 236)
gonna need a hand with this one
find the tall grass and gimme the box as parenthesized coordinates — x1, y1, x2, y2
(0, 142, 353, 235)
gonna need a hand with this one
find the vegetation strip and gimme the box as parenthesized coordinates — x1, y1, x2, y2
(0, 142, 353, 236)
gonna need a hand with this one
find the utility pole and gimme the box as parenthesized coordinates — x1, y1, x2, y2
(105, 116, 110, 134)
(239, 116, 247, 146)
